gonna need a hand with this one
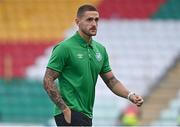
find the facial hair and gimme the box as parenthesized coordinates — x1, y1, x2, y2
(81, 27, 97, 37)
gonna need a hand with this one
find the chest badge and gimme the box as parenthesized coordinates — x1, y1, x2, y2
(95, 52, 102, 61)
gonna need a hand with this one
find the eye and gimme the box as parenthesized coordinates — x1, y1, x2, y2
(86, 17, 99, 22)
(95, 18, 99, 22)
(87, 18, 93, 21)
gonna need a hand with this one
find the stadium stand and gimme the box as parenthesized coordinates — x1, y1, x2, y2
(0, 78, 53, 124)
(152, 0, 180, 19)
(0, 42, 54, 77)
(97, 0, 166, 19)
(151, 90, 180, 126)
(28, 19, 180, 126)
(0, 0, 100, 126)
(93, 20, 180, 125)
(139, 56, 180, 125)
(0, 0, 180, 126)
(0, 0, 99, 41)
(0, 0, 99, 77)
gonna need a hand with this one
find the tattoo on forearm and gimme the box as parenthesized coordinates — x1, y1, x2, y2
(105, 76, 119, 90)
(43, 68, 67, 110)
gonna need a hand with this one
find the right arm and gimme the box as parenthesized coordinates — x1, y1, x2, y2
(43, 68, 67, 110)
(43, 68, 71, 123)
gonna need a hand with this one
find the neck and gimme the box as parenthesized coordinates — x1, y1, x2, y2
(78, 30, 92, 43)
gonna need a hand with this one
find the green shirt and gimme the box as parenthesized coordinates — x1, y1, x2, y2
(47, 32, 111, 118)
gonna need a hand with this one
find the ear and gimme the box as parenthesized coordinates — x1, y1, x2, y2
(75, 18, 79, 26)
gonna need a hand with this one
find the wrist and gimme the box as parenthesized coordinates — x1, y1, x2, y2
(62, 107, 68, 112)
(127, 91, 135, 101)
(62, 105, 68, 112)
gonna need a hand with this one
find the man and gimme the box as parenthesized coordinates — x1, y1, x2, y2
(43, 4, 144, 126)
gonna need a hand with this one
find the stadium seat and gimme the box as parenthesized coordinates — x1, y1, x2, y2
(0, 78, 53, 124)
(152, 90, 180, 125)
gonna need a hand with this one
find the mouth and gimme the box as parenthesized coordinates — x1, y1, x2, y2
(90, 29, 97, 31)
(90, 27, 97, 31)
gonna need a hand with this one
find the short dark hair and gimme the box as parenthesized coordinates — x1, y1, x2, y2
(77, 4, 97, 18)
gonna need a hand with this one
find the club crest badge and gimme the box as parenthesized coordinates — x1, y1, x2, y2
(95, 52, 102, 61)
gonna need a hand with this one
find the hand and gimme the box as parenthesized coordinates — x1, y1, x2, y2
(63, 107, 71, 124)
(130, 94, 144, 107)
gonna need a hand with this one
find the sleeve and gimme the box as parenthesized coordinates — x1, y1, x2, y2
(100, 47, 112, 74)
(47, 43, 68, 73)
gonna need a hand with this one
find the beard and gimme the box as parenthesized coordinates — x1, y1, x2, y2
(81, 28, 97, 37)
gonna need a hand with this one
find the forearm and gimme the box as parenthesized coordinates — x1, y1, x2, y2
(43, 79, 67, 110)
(107, 78, 129, 99)
(101, 71, 144, 106)
(43, 68, 67, 111)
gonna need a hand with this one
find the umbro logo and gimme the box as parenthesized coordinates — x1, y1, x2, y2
(77, 53, 83, 59)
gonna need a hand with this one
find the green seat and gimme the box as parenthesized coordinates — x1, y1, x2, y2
(0, 78, 53, 124)
(152, 0, 180, 19)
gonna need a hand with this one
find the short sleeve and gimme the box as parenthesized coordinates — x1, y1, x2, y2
(47, 43, 68, 73)
(100, 48, 111, 74)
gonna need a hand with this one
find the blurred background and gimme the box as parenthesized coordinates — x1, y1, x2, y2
(0, 0, 180, 126)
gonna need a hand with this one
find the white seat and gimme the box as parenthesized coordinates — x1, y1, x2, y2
(160, 109, 178, 121)
(169, 99, 180, 110)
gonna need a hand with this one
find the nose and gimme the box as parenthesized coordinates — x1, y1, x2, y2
(92, 20, 97, 26)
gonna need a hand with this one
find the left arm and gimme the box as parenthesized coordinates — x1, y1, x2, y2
(100, 71, 143, 107)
